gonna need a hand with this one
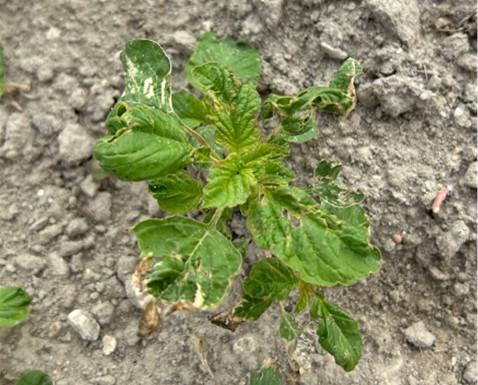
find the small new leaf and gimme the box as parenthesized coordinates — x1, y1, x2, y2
(279, 312, 302, 341)
(149, 170, 202, 214)
(187, 32, 261, 86)
(133, 217, 242, 308)
(0, 287, 32, 327)
(250, 366, 284, 385)
(15, 371, 53, 385)
(315, 298, 362, 372)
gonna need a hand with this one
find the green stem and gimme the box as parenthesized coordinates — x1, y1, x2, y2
(179, 121, 222, 160)
(208, 208, 224, 228)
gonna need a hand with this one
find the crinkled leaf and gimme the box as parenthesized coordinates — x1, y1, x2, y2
(0, 287, 32, 327)
(203, 153, 256, 208)
(190, 63, 260, 152)
(15, 371, 53, 385)
(246, 187, 380, 286)
(133, 217, 242, 308)
(94, 104, 192, 181)
(315, 298, 362, 371)
(187, 32, 261, 86)
(119, 39, 172, 110)
(310, 160, 365, 207)
(250, 367, 284, 385)
(279, 312, 302, 341)
(0, 46, 5, 97)
(234, 258, 297, 320)
(149, 170, 202, 214)
(329, 58, 363, 93)
(172, 90, 207, 128)
(294, 284, 312, 313)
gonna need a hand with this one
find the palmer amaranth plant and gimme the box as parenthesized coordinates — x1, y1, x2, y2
(94, 33, 380, 372)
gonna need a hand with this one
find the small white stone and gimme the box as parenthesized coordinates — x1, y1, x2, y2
(67, 309, 100, 341)
(102, 335, 117, 356)
(403, 321, 436, 348)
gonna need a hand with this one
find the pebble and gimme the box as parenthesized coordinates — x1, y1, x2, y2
(80, 175, 99, 198)
(48, 253, 70, 277)
(58, 240, 85, 258)
(463, 360, 477, 384)
(49, 321, 63, 338)
(14, 253, 46, 274)
(102, 335, 117, 356)
(87, 192, 112, 222)
(91, 301, 115, 325)
(170, 30, 196, 53)
(66, 218, 89, 238)
(454, 104, 472, 128)
(320, 41, 348, 60)
(58, 123, 94, 165)
(453, 282, 470, 297)
(436, 220, 470, 260)
(462, 162, 477, 189)
(67, 309, 100, 341)
(38, 223, 64, 244)
(403, 321, 436, 348)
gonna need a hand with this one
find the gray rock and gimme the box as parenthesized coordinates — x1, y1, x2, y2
(454, 104, 472, 128)
(366, 0, 420, 46)
(69, 88, 87, 110)
(102, 335, 117, 356)
(170, 30, 196, 53)
(463, 360, 477, 384)
(1, 112, 34, 159)
(38, 223, 64, 244)
(67, 309, 100, 341)
(122, 321, 140, 346)
(320, 41, 348, 60)
(442, 33, 470, 60)
(57, 123, 94, 165)
(80, 175, 99, 198)
(32, 114, 62, 137)
(48, 253, 70, 277)
(15, 253, 46, 274)
(458, 53, 478, 73)
(116, 255, 136, 284)
(436, 220, 470, 260)
(403, 321, 436, 348)
(58, 240, 85, 258)
(91, 301, 115, 325)
(87, 192, 112, 222)
(462, 162, 477, 189)
(66, 218, 89, 238)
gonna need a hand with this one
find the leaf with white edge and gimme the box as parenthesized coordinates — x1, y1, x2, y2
(133, 217, 242, 308)
(233, 258, 297, 320)
(250, 366, 284, 385)
(0, 287, 32, 327)
(190, 63, 260, 152)
(0, 46, 5, 97)
(315, 298, 362, 371)
(187, 32, 261, 86)
(279, 312, 302, 341)
(15, 371, 53, 385)
(94, 104, 193, 181)
(172, 90, 208, 128)
(310, 159, 365, 207)
(203, 153, 256, 208)
(246, 187, 380, 286)
(119, 39, 173, 110)
(149, 170, 202, 214)
(329, 58, 363, 93)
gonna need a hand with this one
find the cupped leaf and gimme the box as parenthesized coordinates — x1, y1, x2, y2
(94, 104, 193, 181)
(149, 170, 202, 214)
(250, 366, 284, 385)
(0, 287, 32, 327)
(329, 58, 363, 94)
(190, 63, 261, 152)
(204, 153, 256, 208)
(0, 46, 5, 97)
(119, 39, 172, 110)
(279, 312, 302, 341)
(133, 217, 242, 308)
(314, 298, 362, 371)
(172, 91, 208, 128)
(246, 187, 380, 286)
(15, 371, 53, 385)
(310, 159, 365, 207)
(233, 258, 297, 320)
(187, 32, 261, 86)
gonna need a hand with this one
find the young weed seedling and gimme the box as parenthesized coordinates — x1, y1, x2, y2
(94, 33, 381, 372)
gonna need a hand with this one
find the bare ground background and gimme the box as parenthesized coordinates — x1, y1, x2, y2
(0, 0, 476, 384)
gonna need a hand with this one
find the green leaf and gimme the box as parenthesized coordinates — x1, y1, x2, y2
(329, 58, 363, 93)
(15, 371, 53, 385)
(315, 298, 362, 371)
(0, 287, 32, 327)
(190, 63, 261, 152)
(172, 91, 207, 128)
(279, 312, 302, 341)
(203, 153, 256, 208)
(119, 39, 172, 110)
(246, 187, 380, 286)
(133, 217, 242, 308)
(149, 170, 202, 214)
(250, 367, 284, 385)
(310, 160, 365, 207)
(234, 258, 297, 320)
(187, 32, 261, 86)
(94, 104, 193, 181)
(0, 46, 5, 98)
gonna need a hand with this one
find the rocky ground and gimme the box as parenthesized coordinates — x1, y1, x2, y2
(0, 0, 476, 384)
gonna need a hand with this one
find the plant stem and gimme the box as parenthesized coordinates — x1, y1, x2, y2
(208, 208, 224, 228)
(180, 122, 222, 160)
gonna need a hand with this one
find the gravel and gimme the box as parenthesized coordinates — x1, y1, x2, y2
(403, 321, 436, 349)
(67, 309, 101, 341)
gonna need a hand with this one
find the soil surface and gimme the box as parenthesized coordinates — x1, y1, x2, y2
(0, 1, 476, 384)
